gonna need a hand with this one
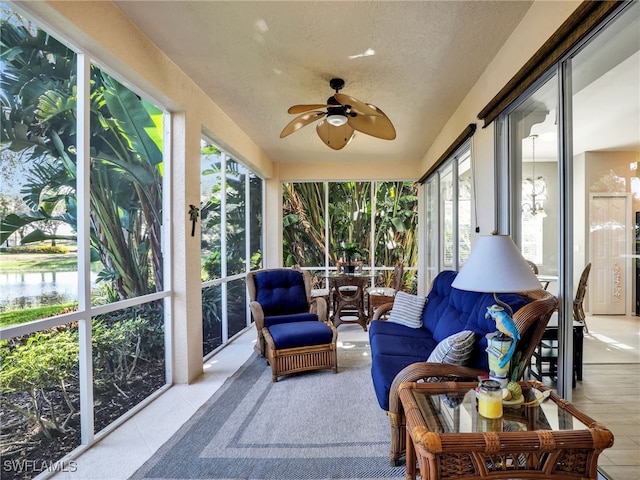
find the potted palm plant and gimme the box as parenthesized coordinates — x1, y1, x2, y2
(340, 242, 364, 274)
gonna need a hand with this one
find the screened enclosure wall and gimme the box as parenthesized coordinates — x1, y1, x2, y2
(282, 181, 418, 291)
(0, 5, 169, 478)
(200, 139, 263, 357)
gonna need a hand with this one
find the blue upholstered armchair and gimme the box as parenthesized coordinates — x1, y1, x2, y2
(247, 268, 336, 382)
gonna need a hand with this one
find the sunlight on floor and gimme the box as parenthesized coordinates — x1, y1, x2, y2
(589, 332, 635, 350)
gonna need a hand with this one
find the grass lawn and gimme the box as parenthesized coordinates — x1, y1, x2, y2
(0, 303, 78, 328)
(0, 252, 79, 272)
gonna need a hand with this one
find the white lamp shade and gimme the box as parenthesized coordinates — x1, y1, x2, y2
(451, 234, 542, 293)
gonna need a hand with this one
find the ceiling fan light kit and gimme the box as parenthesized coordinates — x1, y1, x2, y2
(280, 78, 396, 150)
(326, 114, 348, 127)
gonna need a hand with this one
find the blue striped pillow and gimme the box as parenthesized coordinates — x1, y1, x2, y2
(387, 291, 427, 328)
(427, 330, 476, 365)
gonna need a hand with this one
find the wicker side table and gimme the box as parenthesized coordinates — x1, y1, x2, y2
(399, 380, 614, 480)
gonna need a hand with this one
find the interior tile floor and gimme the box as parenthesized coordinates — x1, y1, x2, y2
(540, 314, 640, 480)
(50, 315, 639, 480)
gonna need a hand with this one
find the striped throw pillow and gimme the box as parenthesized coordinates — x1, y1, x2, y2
(386, 291, 427, 328)
(427, 330, 476, 365)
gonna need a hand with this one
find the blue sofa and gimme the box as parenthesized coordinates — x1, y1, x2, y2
(368, 270, 557, 465)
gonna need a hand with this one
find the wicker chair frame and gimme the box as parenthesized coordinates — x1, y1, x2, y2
(247, 268, 337, 382)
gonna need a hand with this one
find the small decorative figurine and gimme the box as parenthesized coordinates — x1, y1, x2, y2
(485, 304, 520, 368)
(189, 204, 199, 237)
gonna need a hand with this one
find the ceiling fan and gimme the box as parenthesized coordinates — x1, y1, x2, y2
(280, 78, 396, 150)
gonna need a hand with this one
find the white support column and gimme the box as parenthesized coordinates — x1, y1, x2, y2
(264, 176, 283, 268)
(171, 112, 203, 384)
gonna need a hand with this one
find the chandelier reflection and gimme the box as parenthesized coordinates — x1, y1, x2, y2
(522, 134, 547, 218)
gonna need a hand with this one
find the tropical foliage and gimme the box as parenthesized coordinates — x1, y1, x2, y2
(199, 143, 262, 356)
(373, 181, 419, 268)
(0, 310, 165, 471)
(0, 9, 166, 476)
(282, 182, 326, 267)
(0, 329, 79, 441)
(0, 16, 164, 301)
(282, 181, 418, 285)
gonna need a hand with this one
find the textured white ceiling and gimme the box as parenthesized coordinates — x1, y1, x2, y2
(114, 1, 533, 165)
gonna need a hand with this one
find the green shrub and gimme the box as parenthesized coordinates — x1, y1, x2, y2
(0, 309, 163, 442)
(0, 328, 79, 439)
(202, 250, 221, 281)
(92, 312, 164, 388)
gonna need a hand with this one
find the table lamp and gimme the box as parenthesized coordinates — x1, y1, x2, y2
(451, 233, 542, 386)
(451, 233, 541, 298)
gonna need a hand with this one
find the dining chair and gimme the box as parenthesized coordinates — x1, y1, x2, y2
(332, 261, 363, 311)
(365, 263, 404, 318)
(331, 274, 369, 330)
(530, 262, 591, 385)
(526, 260, 539, 274)
(573, 262, 591, 332)
(309, 271, 330, 305)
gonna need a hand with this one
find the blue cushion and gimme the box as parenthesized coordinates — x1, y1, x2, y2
(369, 318, 434, 341)
(370, 331, 437, 358)
(421, 270, 459, 332)
(369, 322, 437, 410)
(422, 271, 529, 340)
(268, 321, 333, 350)
(255, 270, 308, 316)
(371, 353, 431, 410)
(264, 312, 318, 328)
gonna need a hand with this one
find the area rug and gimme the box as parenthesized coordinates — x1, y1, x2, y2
(130, 341, 405, 480)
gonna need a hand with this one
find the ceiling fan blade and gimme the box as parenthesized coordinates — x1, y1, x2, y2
(316, 121, 355, 150)
(280, 111, 326, 138)
(287, 104, 329, 114)
(347, 106, 396, 140)
(334, 93, 381, 117)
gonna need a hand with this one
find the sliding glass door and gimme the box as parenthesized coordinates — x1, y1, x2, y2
(498, 1, 639, 412)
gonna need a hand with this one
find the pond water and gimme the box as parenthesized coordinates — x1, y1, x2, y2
(0, 271, 98, 312)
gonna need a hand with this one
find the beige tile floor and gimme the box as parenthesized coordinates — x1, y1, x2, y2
(49, 316, 639, 480)
(50, 327, 258, 480)
(552, 315, 640, 480)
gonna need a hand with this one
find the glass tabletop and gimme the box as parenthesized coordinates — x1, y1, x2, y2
(328, 271, 379, 278)
(411, 383, 589, 435)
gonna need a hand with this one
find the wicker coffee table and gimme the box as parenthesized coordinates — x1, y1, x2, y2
(398, 380, 614, 480)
